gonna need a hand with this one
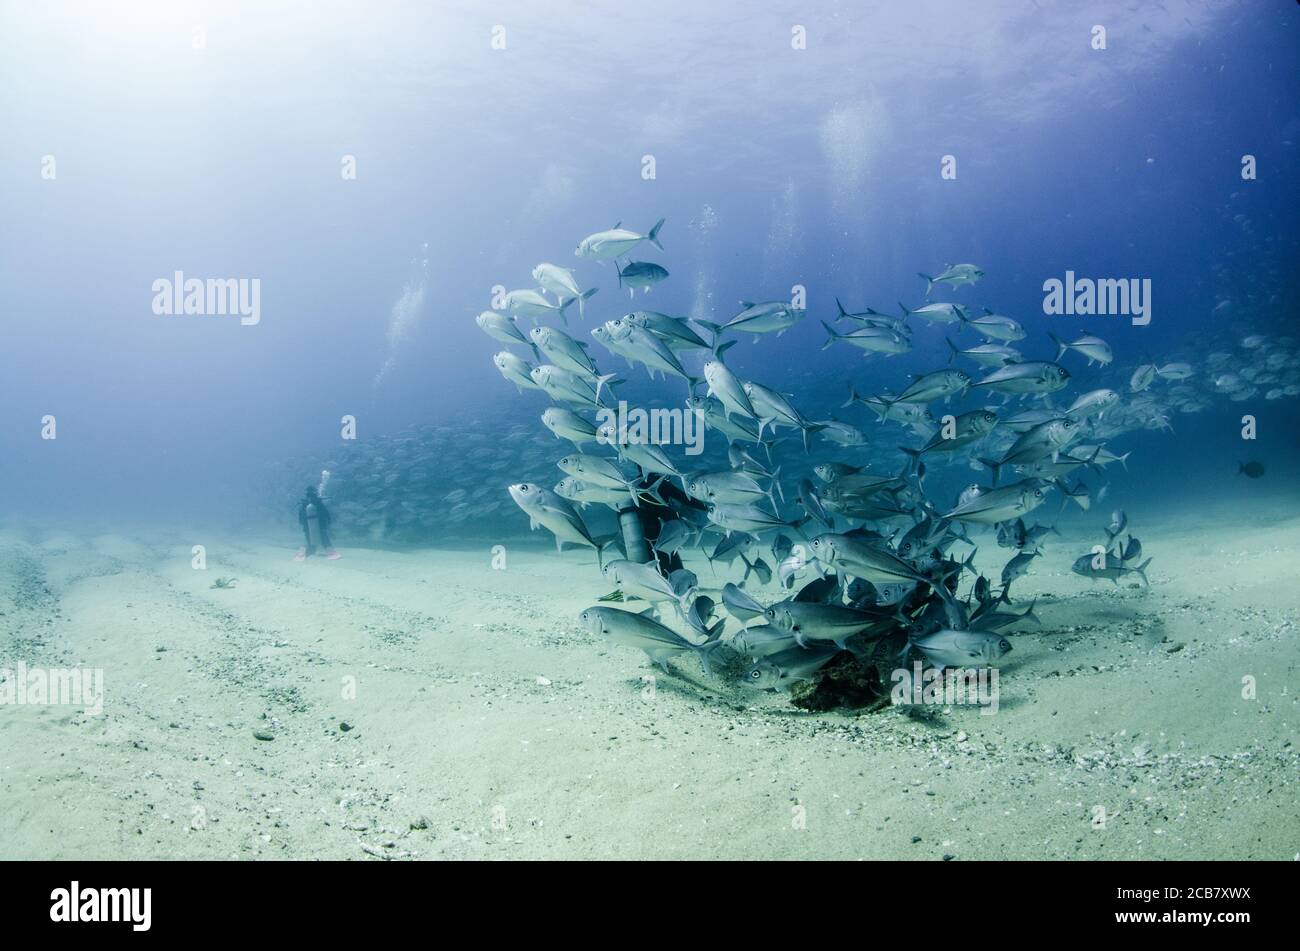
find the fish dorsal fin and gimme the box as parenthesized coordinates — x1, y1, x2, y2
(613, 221, 622, 229)
(739, 300, 755, 308)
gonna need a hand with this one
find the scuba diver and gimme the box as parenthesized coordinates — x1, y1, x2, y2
(295, 485, 340, 561)
(620, 477, 706, 574)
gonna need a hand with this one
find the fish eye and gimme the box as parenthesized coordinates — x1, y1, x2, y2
(521, 484, 530, 491)
(748, 669, 762, 680)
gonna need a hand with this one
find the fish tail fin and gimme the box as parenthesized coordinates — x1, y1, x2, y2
(674, 588, 696, 621)
(840, 383, 861, 409)
(945, 336, 959, 364)
(977, 456, 1002, 485)
(800, 421, 824, 453)
(647, 217, 666, 251)
(595, 536, 622, 569)
(1134, 557, 1152, 587)
(1068, 479, 1091, 511)
(765, 469, 782, 511)
(640, 475, 668, 507)
(1048, 331, 1068, 363)
(820, 319, 840, 350)
(738, 550, 755, 584)
(898, 301, 912, 317)
(577, 286, 598, 319)
(595, 372, 619, 404)
(696, 319, 724, 351)
(835, 297, 850, 321)
(1118, 452, 1131, 471)
(695, 633, 726, 679)
(918, 273, 934, 297)
(1020, 598, 1041, 626)
(899, 445, 923, 474)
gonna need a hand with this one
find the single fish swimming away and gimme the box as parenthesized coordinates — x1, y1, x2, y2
(918, 263, 984, 296)
(575, 219, 666, 261)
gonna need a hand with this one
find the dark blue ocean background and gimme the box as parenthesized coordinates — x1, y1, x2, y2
(1, 1, 1296, 533)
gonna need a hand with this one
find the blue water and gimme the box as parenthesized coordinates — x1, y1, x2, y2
(1, 1, 1296, 529)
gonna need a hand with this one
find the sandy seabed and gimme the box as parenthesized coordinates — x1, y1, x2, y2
(0, 502, 1296, 861)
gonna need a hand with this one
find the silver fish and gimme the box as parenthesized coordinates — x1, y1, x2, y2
(740, 643, 841, 690)
(532, 262, 595, 318)
(942, 480, 1051, 524)
(575, 218, 665, 261)
(971, 362, 1070, 395)
(1071, 553, 1151, 586)
(822, 321, 911, 356)
(542, 407, 598, 446)
(617, 260, 669, 297)
(707, 502, 799, 535)
(579, 605, 711, 672)
(494, 351, 541, 391)
(909, 628, 1011, 670)
(530, 325, 597, 376)
(965, 311, 1025, 341)
(703, 359, 757, 419)
(762, 601, 882, 649)
(1049, 332, 1113, 366)
(1130, 364, 1158, 391)
(714, 300, 804, 337)
(509, 482, 607, 556)
(917, 263, 984, 295)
